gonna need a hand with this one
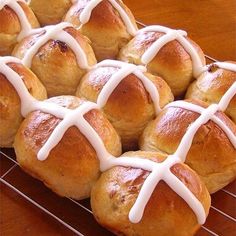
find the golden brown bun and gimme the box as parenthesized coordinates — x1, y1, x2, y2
(14, 96, 122, 200)
(0, 1, 39, 56)
(0, 61, 47, 147)
(186, 61, 236, 123)
(140, 99, 236, 193)
(64, 0, 138, 61)
(12, 26, 97, 97)
(76, 64, 174, 151)
(91, 151, 211, 236)
(29, 0, 72, 26)
(118, 30, 206, 97)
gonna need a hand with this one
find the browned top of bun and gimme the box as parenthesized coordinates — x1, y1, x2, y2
(91, 151, 210, 236)
(12, 26, 96, 67)
(0, 62, 47, 109)
(0, 1, 39, 34)
(17, 96, 121, 157)
(64, 0, 137, 35)
(140, 99, 236, 177)
(77, 66, 173, 119)
(186, 61, 236, 123)
(120, 31, 205, 68)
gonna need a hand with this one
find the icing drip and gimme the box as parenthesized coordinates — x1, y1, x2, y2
(1, 56, 207, 225)
(138, 25, 204, 77)
(21, 22, 90, 69)
(0, 0, 33, 41)
(94, 60, 161, 115)
(79, 0, 137, 35)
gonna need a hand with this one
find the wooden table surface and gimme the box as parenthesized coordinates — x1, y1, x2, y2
(1, 1, 236, 236)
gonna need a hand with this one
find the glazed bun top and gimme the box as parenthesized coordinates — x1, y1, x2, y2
(119, 25, 206, 96)
(12, 22, 97, 96)
(91, 151, 211, 236)
(76, 59, 173, 150)
(186, 61, 236, 123)
(29, 0, 72, 26)
(12, 22, 96, 69)
(0, 0, 39, 55)
(17, 95, 122, 160)
(64, 0, 138, 61)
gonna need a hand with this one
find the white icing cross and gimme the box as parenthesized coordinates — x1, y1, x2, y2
(78, 0, 137, 35)
(0, 0, 33, 41)
(2, 57, 235, 226)
(21, 22, 91, 69)
(137, 25, 204, 77)
(94, 60, 161, 115)
(164, 62, 236, 161)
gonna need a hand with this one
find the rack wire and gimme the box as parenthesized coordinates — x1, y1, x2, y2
(1, 20, 235, 236)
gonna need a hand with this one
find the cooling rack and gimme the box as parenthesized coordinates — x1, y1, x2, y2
(1, 21, 236, 236)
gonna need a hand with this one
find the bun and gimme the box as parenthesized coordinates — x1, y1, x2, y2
(0, 56, 47, 147)
(76, 60, 174, 151)
(64, 0, 138, 61)
(14, 96, 122, 200)
(140, 99, 236, 193)
(186, 61, 236, 123)
(91, 151, 211, 236)
(12, 23, 97, 97)
(118, 25, 206, 97)
(29, 0, 72, 26)
(0, 0, 39, 56)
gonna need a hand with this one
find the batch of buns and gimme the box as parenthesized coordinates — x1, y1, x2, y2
(0, 0, 235, 235)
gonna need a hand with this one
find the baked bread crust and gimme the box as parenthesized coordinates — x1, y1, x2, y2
(14, 96, 122, 199)
(0, 1, 39, 55)
(91, 151, 211, 236)
(118, 31, 205, 97)
(64, 0, 138, 61)
(0, 62, 47, 147)
(76, 65, 173, 151)
(140, 99, 236, 193)
(29, 0, 72, 26)
(12, 26, 97, 97)
(186, 61, 236, 123)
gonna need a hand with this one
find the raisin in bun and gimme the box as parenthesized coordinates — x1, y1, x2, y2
(29, 0, 72, 26)
(0, 0, 39, 56)
(140, 99, 236, 193)
(186, 61, 236, 123)
(76, 60, 174, 151)
(0, 56, 47, 147)
(119, 25, 206, 97)
(91, 151, 211, 236)
(12, 22, 97, 97)
(14, 96, 122, 200)
(64, 0, 138, 61)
